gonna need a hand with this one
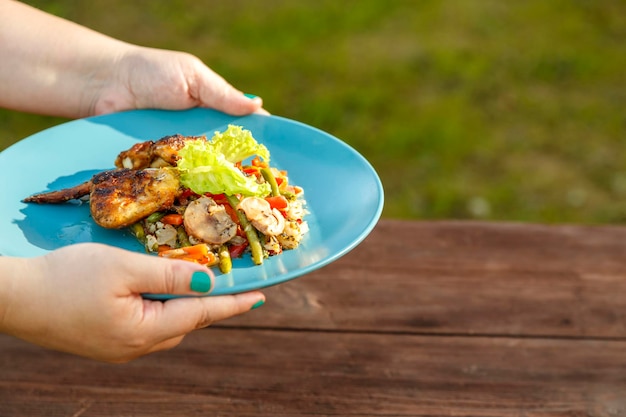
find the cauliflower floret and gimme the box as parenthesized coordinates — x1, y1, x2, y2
(277, 220, 305, 250)
(155, 223, 178, 247)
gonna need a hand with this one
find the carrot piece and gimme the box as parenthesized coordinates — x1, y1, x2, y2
(265, 195, 289, 210)
(161, 213, 184, 226)
(223, 204, 239, 224)
(251, 156, 268, 168)
(158, 244, 218, 266)
(158, 245, 173, 253)
(180, 243, 210, 257)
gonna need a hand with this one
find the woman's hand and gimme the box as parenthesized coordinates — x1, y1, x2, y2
(93, 45, 268, 117)
(0, 243, 264, 363)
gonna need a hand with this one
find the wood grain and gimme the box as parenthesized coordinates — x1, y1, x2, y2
(2, 219, 626, 416)
(2, 328, 626, 416)
(223, 220, 626, 339)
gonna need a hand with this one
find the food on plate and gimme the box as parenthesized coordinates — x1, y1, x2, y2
(23, 125, 309, 272)
(114, 133, 204, 170)
(24, 168, 181, 229)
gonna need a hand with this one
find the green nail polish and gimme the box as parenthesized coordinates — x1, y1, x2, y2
(190, 271, 212, 293)
(251, 299, 265, 310)
(244, 93, 258, 99)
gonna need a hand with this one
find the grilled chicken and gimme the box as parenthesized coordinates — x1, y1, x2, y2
(24, 168, 182, 229)
(115, 134, 206, 169)
(21, 180, 93, 204)
(24, 133, 200, 228)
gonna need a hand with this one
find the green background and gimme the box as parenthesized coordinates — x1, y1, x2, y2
(2, 1, 625, 224)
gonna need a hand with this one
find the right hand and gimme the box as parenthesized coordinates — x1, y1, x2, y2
(1, 242, 265, 363)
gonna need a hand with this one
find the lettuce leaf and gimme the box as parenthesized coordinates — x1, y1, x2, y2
(211, 124, 270, 163)
(176, 126, 271, 197)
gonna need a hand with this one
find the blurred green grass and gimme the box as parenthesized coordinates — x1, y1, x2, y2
(2, 0, 625, 224)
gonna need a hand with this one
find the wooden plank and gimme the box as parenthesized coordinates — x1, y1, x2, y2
(1, 329, 626, 416)
(221, 220, 626, 338)
(2, 221, 625, 415)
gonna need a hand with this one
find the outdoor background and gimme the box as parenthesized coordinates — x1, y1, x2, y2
(2, 0, 625, 224)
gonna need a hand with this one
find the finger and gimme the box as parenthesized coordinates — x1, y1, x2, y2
(192, 66, 266, 115)
(167, 291, 266, 330)
(144, 291, 265, 341)
(254, 106, 271, 116)
(119, 249, 216, 296)
(203, 87, 265, 116)
(246, 94, 271, 115)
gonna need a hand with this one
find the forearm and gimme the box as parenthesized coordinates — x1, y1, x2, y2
(0, 0, 132, 118)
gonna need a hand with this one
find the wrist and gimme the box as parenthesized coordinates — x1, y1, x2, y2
(0, 256, 42, 336)
(88, 42, 142, 116)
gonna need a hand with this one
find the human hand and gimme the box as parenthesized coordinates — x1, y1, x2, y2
(93, 45, 269, 117)
(0, 2, 267, 119)
(0, 243, 264, 363)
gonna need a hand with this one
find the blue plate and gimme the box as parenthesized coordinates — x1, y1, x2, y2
(0, 108, 384, 295)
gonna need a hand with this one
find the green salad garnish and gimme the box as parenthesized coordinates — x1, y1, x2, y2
(176, 125, 271, 197)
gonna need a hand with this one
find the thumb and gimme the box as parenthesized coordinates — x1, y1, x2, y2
(202, 87, 266, 116)
(193, 66, 267, 115)
(122, 252, 215, 297)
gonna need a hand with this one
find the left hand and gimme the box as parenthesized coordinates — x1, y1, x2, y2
(93, 46, 268, 116)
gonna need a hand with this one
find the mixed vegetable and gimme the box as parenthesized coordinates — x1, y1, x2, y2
(129, 125, 308, 273)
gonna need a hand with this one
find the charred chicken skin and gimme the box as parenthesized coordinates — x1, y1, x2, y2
(89, 168, 181, 228)
(21, 180, 93, 204)
(23, 134, 202, 228)
(24, 168, 182, 229)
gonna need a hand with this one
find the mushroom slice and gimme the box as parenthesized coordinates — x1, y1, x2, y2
(183, 196, 237, 245)
(237, 197, 285, 236)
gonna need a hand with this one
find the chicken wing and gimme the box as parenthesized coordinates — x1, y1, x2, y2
(24, 134, 197, 229)
(24, 168, 182, 229)
(22, 180, 92, 204)
(115, 134, 207, 169)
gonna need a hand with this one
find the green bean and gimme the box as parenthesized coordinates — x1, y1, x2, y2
(145, 211, 165, 223)
(261, 167, 280, 197)
(226, 194, 264, 265)
(218, 244, 232, 274)
(177, 226, 191, 247)
(280, 190, 296, 201)
(129, 222, 146, 243)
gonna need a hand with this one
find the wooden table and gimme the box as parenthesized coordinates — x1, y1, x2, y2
(2, 219, 626, 416)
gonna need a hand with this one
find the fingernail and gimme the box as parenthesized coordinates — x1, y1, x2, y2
(250, 299, 265, 310)
(244, 93, 258, 99)
(190, 271, 212, 293)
